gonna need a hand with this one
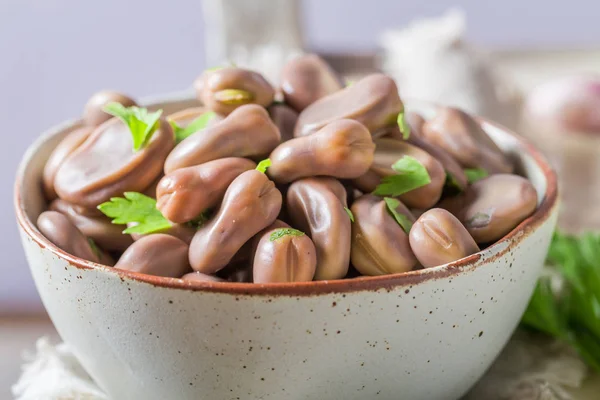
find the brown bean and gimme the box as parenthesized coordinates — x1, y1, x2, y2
(83, 90, 136, 127)
(142, 174, 163, 199)
(268, 104, 298, 142)
(49, 199, 132, 252)
(189, 170, 282, 274)
(181, 271, 225, 283)
(280, 54, 343, 112)
(43, 126, 94, 200)
(269, 119, 375, 184)
(115, 234, 191, 278)
(164, 105, 280, 173)
(253, 226, 317, 283)
(286, 177, 351, 280)
(350, 195, 417, 275)
(440, 174, 538, 243)
(295, 73, 403, 137)
(194, 67, 275, 115)
(352, 138, 446, 209)
(37, 211, 100, 263)
(409, 208, 479, 268)
(157, 158, 256, 223)
(54, 118, 174, 208)
(422, 107, 513, 174)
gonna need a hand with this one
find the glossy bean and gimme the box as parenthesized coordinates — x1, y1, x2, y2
(295, 73, 403, 137)
(280, 54, 343, 112)
(37, 211, 100, 263)
(352, 138, 446, 209)
(268, 104, 298, 142)
(157, 158, 256, 223)
(83, 90, 137, 127)
(167, 107, 223, 128)
(440, 174, 538, 243)
(253, 225, 317, 283)
(350, 195, 417, 275)
(50, 199, 132, 252)
(43, 126, 94, 200)
(409, 208, 480, 268)
(189, 170, 282, 274)
(54, 118, 174, 208)
(269, 119, 375, 183)
(422, 107, 513, 174)
(286, 177, 351, 280)
(194, 67, 275, 115)
(115, 234, 191, 278)
(164, 104, 280, 173)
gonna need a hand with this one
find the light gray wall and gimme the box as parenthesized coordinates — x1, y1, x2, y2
(1, 0, 599, 313)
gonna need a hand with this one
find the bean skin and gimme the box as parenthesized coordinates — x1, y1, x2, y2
(43, 126, 94, 201)
(409, 208, 480, 268)
(157, 157, 256, 223)
(286, 177, 351, 280)
(83, 90, 137, 127)
(189, 170, 282, 274)
(440, 174, 538, 243)
(115, 234, 191, 278)
(164, 104, 280, 173)
(280, 54, 343, 112)
(194, 67, 275, 115)
(295, 73, 403, 137)
(350, 195, 417, 276)
(422, 107, 513, 174)
(181, 271, 225, 283)
(269, 119, 375, 184)
(54, 118, 174, 208)
(268, 104, 299, 143)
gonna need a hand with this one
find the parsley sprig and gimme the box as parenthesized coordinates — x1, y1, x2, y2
(464, 168, 488, 183)
(169, 111, 216, 144)
(383, 197, 413, 233)
(103, 103, 163, 152)
(270, 228, 305, 241)
(521, 231, 600, 372)
(98, 192, 171, 235)
(373, 156, 431, 197)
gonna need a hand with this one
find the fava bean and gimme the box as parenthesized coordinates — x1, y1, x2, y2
(195, 67, 275, 115)
(83, 90, 136, 127)
(409, 208, 479, 268)
(181, 271, 225, 283)
(115, 234, 191, 278)
(286, 177, 350, 280)
(281, 54, 343, 112)
(268, 104, 298, 142)
(189, 170, 282, 274)
(295, 73, 403, 137)
(164, 104, 280, 173)
(350, 195, 417, 275)
(269, 119, 374, 183)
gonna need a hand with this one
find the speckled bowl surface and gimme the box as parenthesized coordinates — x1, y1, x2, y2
(15, 95, 558, 400)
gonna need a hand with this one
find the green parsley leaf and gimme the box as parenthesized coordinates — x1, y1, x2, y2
(186, 209, 212, 230)
(103, 103, 163, 152)
(397, 111, 411, 140)
(345, 79, 354, 87)
(97, 192, 172, 235)
(464, 168, 488, 183)
(344, 207, 355, 222)
(373, 156, 431, 197)
(270, 228, 305, 241)
(521, 231, 600, 372)
(383, 197, 413, 233)
(256, 159, 272, 174)
(169, 111, 216, 144)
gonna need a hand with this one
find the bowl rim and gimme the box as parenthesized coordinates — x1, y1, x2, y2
(14, 100, 558, 296)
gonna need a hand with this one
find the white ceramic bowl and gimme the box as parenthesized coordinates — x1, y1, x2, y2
(15, 96, 558, 400)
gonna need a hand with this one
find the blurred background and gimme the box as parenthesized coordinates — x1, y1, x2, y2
(2, 0, 600, 396)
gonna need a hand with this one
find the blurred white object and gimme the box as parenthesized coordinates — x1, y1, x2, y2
(12, 337, 107, 400)
(202, 0, 304, 85)
(380, 9, 521, 129)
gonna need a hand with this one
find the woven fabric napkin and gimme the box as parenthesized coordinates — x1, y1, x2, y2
(12, 330, 587, 400)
